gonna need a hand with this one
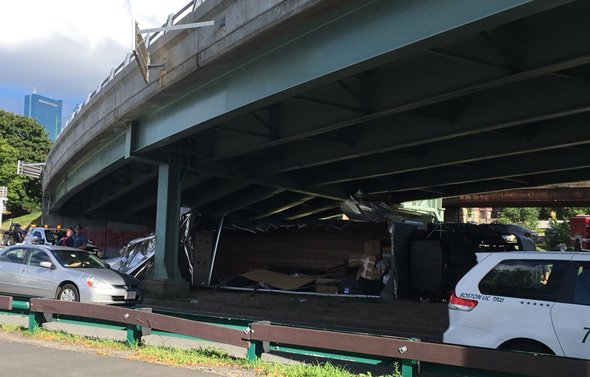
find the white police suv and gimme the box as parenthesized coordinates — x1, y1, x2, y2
(444, 251, 590, 359)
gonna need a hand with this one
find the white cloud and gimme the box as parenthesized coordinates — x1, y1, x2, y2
(0, 0, 191, 117)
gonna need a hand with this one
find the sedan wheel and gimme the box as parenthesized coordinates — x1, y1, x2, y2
(57, 284, 80, 302)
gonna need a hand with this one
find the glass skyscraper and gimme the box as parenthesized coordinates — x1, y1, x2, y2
(24, 93, 63, 141)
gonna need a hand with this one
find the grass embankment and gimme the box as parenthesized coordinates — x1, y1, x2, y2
(1, 211, 42, 230)
(0, 323, 399, 377)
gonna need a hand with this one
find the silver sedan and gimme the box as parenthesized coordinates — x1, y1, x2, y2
(0, 245, 143, 304)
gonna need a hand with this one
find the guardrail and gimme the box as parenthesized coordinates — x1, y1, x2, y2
(0, 296, 588, 377)
(28, 298, 247, 348)
(0, 295, 11, 310)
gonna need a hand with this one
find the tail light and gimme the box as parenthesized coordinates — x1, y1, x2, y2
(448, 291, 478, 311)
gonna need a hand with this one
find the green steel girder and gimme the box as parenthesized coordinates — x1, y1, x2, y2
(51, 133, 127, 212)
(363, 146, 590, 195)
(239, 73, 590, 177)
(134, 0, 571, 154)
(202, 187, 285, 217)
(162, 1, 590, 167)
(183, 180, 250, 209)
(120, 172, 214, 217)
(83, 169, 157, 215)
(308, 111, 590, 186)
(153, 163, 182, 280)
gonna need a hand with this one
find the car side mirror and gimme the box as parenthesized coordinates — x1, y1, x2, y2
(32, 237, 42, 244)
(39, 261, 54, 269)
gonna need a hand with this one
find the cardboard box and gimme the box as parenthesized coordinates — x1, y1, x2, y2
(356, 254, 381, 281)
(348, 254, 362, 267)
(359, 267, 381, 280)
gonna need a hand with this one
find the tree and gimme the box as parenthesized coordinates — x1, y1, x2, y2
(496, 207, 539, 231)
(0, 110, 51, 216)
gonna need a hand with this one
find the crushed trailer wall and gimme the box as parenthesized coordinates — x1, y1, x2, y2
(209, 222, 418, 298)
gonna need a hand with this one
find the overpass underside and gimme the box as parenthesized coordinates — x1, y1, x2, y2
(52, 0, 590, 225)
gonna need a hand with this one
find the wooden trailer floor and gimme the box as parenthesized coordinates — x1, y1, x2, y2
(143, 288, 449, 342)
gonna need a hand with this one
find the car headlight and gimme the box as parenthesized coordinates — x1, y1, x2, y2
(86, 278, 112, 289)
(502, 234, 518, 243)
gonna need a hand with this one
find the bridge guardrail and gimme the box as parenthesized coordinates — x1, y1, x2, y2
(0, 295, 588, 377)
(0, 295, 12, 310)
(66, 0, 204, 127)
(28, 298, 247, 348)
(246, 321, 590, 377)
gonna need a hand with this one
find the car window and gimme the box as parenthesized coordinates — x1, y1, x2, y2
(32, 231, 43, 241)
(49, 249, 106, 269)
(0, 248, 27, 264)
(573, 262, 590, 305)
(45, 230, 65, 245)
(27, 249, 51, 267)
(478, 259, 567, 301)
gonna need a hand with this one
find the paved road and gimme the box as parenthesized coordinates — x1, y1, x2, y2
(0, 333, 228, 377)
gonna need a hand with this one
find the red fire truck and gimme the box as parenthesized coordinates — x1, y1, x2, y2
(570, 215, 590, 250)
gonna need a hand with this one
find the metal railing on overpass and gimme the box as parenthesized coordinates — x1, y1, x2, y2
(0, 295, 588, 376)
(64, 0, 204, 129)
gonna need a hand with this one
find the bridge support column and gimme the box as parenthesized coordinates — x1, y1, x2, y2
(144, 163, 188, 296)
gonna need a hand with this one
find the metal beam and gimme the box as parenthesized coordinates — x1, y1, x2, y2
(205, 187, 285, 217)
(254, 196, 316, 220)
(443, 188, 590, 208)
(286, 204, 341, 221)
(153, 163, 182, 280)
(310, 112, 590, 186)
(363, 147, 590, 194)
(83, 170, 157, 214)
(244, 73, 590, 176)
(392, 167, 590, 203)
(184, 180, 250, 209)
(51, 134, 127, 211)
(121, 172, 212, 217)
(191, 44, 590, 165)
(135, 0, 570, 154)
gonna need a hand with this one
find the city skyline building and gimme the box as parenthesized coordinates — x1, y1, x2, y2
(24, 92, 63, 141)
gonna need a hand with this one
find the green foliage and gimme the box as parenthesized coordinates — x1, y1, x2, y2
(545, 220, 571, 251)
(0, 110, 51, 216)
(0, 211, 41, 230)
(556, 207, 590, 220)
(496, 207, 539, 231)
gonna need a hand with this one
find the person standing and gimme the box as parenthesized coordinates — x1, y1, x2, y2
(59, 227, 75, 247)
(73, 224, 88, 250)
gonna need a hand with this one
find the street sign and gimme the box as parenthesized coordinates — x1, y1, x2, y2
(133, 21, 150, 84)
(16, 161, 44, 179)
(0, 186, 7, 226)
(133, 15, 220, 85)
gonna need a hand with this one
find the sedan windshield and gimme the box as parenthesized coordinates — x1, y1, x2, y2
(50, 249, 106, 269)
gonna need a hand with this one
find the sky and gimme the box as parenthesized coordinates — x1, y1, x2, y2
(0, 0, 191, 126)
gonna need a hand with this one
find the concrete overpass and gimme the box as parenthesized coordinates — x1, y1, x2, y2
(44, 0, 590, 281)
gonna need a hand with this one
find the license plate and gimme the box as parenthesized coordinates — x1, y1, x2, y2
(125, 291, 136, 300)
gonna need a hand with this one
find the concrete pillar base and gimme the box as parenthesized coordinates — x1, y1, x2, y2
(143, 279, 190, 297)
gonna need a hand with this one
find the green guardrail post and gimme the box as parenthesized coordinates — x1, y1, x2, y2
(401, 359, 417, 377)
(126, 324, 142, 346)
(28, 312, 44, 331)
(247, 340, 263, 362)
